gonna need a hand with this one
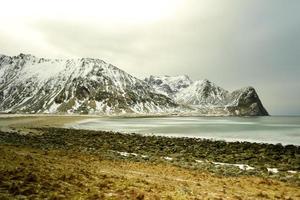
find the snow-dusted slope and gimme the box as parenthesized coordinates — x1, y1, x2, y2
(144, 75, 193, 97)
(0, 54, 177, 114)
(145, 75, 268, 116)
(175, 79, 229, 106)
(226, 86, 269, 116)
(0, 54, 268, 116)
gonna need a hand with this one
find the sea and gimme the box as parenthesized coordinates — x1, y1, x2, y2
(66, 116, 300, 146)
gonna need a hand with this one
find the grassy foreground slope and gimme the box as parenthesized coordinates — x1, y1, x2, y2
(0, 115, 299, 199)
(0, 145, 299, 200)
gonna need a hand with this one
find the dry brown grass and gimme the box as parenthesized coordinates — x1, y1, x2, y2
(0, 115, 299, 199)
(0, 145, 299, 199)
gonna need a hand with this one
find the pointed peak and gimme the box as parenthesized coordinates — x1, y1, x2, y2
(80, 57, 106, 64)
(147, 74, 192, 82)
(193, 79, 211, 86)
(14, 53, 40, 62)
(17, 53, 35, 58)
(201, 79, 211, 84)
(244, 86, 255, 91)
(233, 86, 256, 93)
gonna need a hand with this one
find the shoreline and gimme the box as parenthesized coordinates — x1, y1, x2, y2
(0, 112, 273, 118)
(65, 116, 300, 146)
(0, 116, 299, 198)
(1, 115, 299, 159)
(1, 127, 299, 177)
(66, 124, 300, 146)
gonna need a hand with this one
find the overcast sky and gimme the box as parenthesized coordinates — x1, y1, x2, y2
(0, 0, 299, 115)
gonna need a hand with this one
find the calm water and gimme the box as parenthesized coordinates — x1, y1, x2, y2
(66, 116, 300, 145)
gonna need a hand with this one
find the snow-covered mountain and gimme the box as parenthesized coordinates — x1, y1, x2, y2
(145, 75, 269, 116)
(0, 54, 177, 114)
(144, 75, 193, 97)
(0, 54, 268, 116)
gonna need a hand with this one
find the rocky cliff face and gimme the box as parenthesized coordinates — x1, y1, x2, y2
(0, 54, 268, 116)
(226, 87, 269, 116)
(145, 76, 269, 116)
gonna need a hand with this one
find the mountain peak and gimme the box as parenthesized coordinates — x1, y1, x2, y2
(0, 54, 178, 114)
(147, 76, 268, 116)
(16, 53, 36, 60)
(229, 86, 268, 116)
(0, 53, 268, 116)
(144, 75, 193, 97)
(80, 57, 107, 64)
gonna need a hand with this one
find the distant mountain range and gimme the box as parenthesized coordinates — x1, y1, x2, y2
(0, 53, 268, 116)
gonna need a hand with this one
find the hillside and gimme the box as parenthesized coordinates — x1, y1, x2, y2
(0, 54, 268, 116)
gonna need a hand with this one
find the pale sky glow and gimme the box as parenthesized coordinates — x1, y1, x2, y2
(0, 0, 183, 22)
(1, 0, 300, 115)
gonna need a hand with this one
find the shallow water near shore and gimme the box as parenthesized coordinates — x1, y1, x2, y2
(66, 116, 300, 145)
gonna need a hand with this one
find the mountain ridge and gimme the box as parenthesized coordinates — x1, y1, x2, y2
(145, 75, 269, 116)
(0, 53, 268, 116)
(0, 53, 178, 114)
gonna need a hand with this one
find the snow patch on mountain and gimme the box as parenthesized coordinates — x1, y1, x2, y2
(145, 75, 269, 116)
(144, 75, 192, 97)
(0, 54, 178, 114)
(0, 54, 268, 116)
(175, 79, 229, 106)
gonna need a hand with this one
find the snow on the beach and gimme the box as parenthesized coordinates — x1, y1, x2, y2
(113, 151, 147, 158)
(163, 157, 173, 161)
(267, 168, 279, 173)
(115, 151, 138, 157)
(195, 159, 255, 171)
(212, 162, 255, 171)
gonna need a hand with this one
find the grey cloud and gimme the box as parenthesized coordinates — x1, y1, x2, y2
(2, 0, 300, 115)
